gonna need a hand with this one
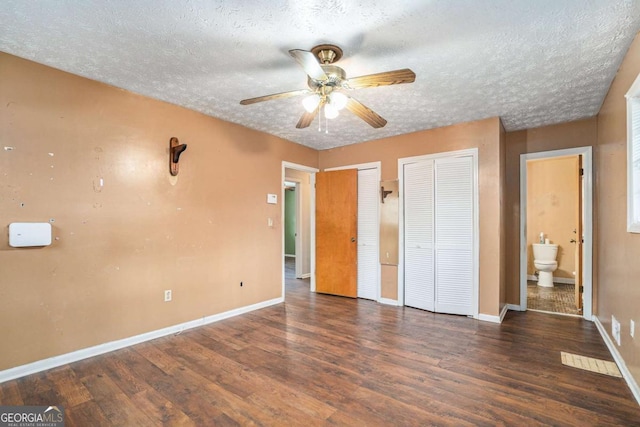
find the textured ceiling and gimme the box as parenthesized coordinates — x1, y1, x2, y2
(1, 1, 640, 150)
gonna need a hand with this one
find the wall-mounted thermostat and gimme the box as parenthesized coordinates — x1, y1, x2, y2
(9, 222, 52, 247)
(267, 194, 277, 204)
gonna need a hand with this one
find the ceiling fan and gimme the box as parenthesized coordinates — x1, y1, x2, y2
(240, 44, 416, 129)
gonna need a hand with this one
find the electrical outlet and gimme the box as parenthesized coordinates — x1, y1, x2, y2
(612, 315, 621, 346)
(164, 289, 172, 302)
(631, 319, 635, 338)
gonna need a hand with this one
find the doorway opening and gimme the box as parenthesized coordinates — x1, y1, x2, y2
(519, 147, 593, 319)
(282, 162, 318, 299)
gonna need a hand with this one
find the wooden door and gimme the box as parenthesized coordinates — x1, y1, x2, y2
(575, 156, 583, 311)
(316, 169, 358, 297)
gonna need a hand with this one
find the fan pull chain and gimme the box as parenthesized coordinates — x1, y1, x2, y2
(325, 113, 329, 134)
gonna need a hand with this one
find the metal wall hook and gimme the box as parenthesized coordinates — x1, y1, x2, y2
(170, 137, 188, 176)
(381, 186, 393, 203)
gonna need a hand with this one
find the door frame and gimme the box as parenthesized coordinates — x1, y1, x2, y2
(397, 149, 479, 318)
(519, 147, 593, 320)
(325, 162, 382, 302)
(282, 162, 318, 297)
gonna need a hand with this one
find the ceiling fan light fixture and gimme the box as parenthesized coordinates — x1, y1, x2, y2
(324, 102, 339, 119)
(302, 94, 321, 112)
(330, 92, 348, 110)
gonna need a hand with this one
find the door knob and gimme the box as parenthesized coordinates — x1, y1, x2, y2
(570, 239, 577, 243)
(351, 237, 356, 242)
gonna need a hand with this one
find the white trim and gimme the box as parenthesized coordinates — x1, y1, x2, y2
(626, 73, 640, 233)
(520, 147, 593, 320)
(378, 298, 400, 306)
(478, 304, 508, 323)
(325, 161, 382, 302)
(594, 316, 640, 405)
(324, 161, 382, 172)
(507, 303, 524, 311)
(300, 273, 311, 279)
(0, 297, 283, 384)
(284, 254, 296, 258)
(527, 274, 575, 285)
(398, 148, 479, 319)
(282, 162, 318, 296)
(499, 304, 509, 322)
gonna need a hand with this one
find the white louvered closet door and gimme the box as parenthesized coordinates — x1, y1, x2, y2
(403, 161, 435, 311)
(434, 156, 474, 315)
(357, 168, 379, 300)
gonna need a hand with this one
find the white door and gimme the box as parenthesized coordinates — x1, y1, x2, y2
(357, 168, 379, 300)
(434, 156, 474, 315)
(404, 161, 435, 311)
(403, 155, 475, 315)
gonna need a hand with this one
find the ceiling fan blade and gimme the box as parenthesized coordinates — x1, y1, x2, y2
(296, 103, 321, 129)
(346, 68, 416, 89)
(288, 49, 328, 82)
(240, 89, 310, 105)
(345, 97, 387, 128)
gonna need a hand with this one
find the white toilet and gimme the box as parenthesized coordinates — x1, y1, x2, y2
(533, 243, 558, 287)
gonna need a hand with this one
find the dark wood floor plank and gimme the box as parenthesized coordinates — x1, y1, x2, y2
(130, 388, 196, 427)
(0, 380, 23, 405)
(0, 268, 638, 425)
(64, 400, 111, 427)
(46, 366, 92, 408)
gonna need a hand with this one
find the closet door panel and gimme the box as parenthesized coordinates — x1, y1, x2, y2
(357, 168, 379, 300)
(434, 156, 474, 315)
(403, 161, 434, 312)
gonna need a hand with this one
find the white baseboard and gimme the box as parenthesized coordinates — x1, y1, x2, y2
(499, 304, 509, 322)
(0, 297, 283, 384)
(593, 315, 640, 406)
(527, 274, 575, 285)
(507, 303, 524, 311)
(478, 305, 508, 324)
(378, 298, 400, 306)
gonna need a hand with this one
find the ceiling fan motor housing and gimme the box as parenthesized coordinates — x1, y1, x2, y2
(308, 65, 346, 91)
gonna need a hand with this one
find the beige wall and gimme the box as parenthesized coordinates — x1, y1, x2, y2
(284, 168, 312, 276)
(596, 33, 640, 387)
(505, 118, 597, 304)
(319, 117, 505, 317)
(526, 156, 579, 279)
(0, 53, 318, 371)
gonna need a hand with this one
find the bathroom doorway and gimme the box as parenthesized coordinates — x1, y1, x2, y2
(519, 147, 592, 319)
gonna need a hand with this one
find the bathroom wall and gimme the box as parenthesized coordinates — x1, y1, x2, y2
(0, 52, 318, 372)
(526, 156, 579, 280)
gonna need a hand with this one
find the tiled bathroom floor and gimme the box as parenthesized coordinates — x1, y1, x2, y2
(527, 281, 581, 315)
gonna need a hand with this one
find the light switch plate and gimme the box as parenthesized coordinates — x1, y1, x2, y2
(267, 194, 277, 204)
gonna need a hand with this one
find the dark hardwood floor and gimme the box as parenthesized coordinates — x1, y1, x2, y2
(1, 269, 638, 425)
